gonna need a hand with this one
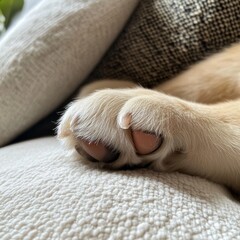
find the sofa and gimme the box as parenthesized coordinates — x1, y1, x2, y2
(1, 0, 239, 239)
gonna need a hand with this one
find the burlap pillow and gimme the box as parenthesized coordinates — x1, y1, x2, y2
(92, 0, 240, 87)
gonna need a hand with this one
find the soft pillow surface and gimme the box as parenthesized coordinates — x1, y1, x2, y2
(0, 0, 139, 146)
(92, 0, 240, 87)
(0, 137, 239, 239)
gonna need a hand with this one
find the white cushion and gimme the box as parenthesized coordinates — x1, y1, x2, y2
(0, 137, 239, 239)
(0, 0, 139, 146)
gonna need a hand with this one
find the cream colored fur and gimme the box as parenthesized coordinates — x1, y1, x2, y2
(57, 43, 240, 191)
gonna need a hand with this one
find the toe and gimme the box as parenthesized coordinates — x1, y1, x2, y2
(132, 130, 162, 155)
(75, 139, 120, 163)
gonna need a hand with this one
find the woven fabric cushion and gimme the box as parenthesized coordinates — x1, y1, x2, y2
(0, 0, 139, 146)
(92, 0, 240, 87)
(0, 137, 239, 239)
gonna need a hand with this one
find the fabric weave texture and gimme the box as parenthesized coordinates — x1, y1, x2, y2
(0, 137, 239, 240)
(93, 0, 240, 87)
(0, 0, 139, 146)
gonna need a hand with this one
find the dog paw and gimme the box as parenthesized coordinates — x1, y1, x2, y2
(57, 88, 188, 171)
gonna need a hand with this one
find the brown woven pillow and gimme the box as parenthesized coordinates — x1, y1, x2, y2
(92, 0, 240, 88)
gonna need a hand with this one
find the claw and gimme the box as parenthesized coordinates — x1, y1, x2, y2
(70, 115, 80, 132)
(118, 113, 132, 129)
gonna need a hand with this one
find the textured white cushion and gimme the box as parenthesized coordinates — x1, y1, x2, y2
(0, 0, 139, 146)
(0, 137, 239, 239)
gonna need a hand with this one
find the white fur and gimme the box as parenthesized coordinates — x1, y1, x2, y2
(57, 84, 240, 191)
